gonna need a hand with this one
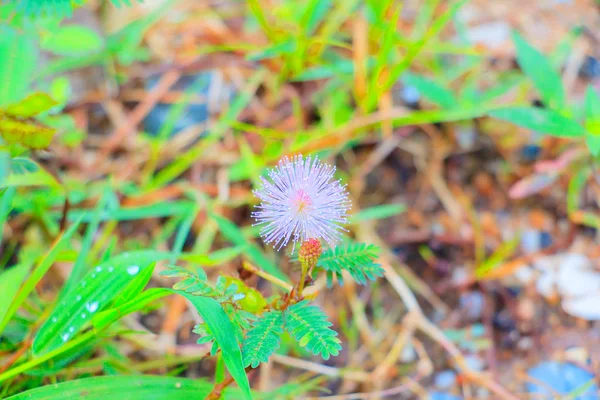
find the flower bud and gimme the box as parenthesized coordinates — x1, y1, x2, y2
(298, 238, 322, 271)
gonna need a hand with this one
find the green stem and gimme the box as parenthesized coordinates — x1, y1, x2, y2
(297, 263, 309, 298)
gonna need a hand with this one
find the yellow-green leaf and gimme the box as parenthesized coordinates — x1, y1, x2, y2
(5, 93, 58, 118)
(0, 116, 57, 149)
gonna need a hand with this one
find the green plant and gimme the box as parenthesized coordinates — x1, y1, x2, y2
(157, 155, 383, 398)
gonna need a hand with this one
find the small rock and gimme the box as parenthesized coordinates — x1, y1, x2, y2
(434, 370, 457, 390)
(514, 265, 535, 285)
(452, 267, 470, 286)
(143, 71, 234, 137)
(399, 344, 417, 363)
(517, 336, 534, 351)
(399, 85, 420, 108)
(493, 309, 516, 332)
(464, 354, 486, 372)
(460, 291, 485, 321)
(540, 231, 552, 249)
(456, 125, 477, 150)
(520, 144, 542, 162)
(521, 229, 542, 254)
(580, 56, 600, 79)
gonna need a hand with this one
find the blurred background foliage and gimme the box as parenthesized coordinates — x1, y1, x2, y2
(1, 0, 600, 399)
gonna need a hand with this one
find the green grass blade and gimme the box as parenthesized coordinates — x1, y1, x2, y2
(0, 187, 15, 245)
(489, 106, 585, 138)
(93, 288, 171, 330)
(0, 219, 81, 335)
(350, 204, 406, 223)
(584, 85, 600, 156)
(4, 375, 216, 399)
(0, 25, 37, 106)
(61, 201, 195, 222)
(172, 207, 198, 260)
(512, 31, 566, 112)
(60, 191, 109, 296)
(402, 72, 457, 109)
(111, 262, 156, 306)
(0, 263, 32, 328)
(176, 291, 252, 400)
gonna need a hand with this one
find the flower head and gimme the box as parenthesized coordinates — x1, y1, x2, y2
(252, 155, 350, 250)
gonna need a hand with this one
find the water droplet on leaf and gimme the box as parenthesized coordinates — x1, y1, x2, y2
(86, 301, 99, 313)
(127, 265, 140, 275)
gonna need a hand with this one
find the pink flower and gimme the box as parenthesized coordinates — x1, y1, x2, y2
(252, 155, 350, 250)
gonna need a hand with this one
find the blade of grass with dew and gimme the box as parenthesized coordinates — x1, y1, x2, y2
(110, 262, 156, 306)
(0, 290, 172, 384)
(146, 70, 265, 191)
(211, 212, 285, 280)
(32, 250, 172, 355)
(93, 288, 172, 330)
(176, 290, 252, 400)
(0, 219, 81, 335)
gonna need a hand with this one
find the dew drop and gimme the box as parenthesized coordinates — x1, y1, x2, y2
(127, 265, 140, 275)
(108, 266, 114, 272)
(91, 273, 96, 278)
(76, 295, 82, 301)
(61, 333, 70, 342)
(69, 326, 74, 333)
(86, 301, 99, 313)
(95, 266, 102, 272)
(51, 317, 58, 323)
(81, 313, 87, 319)
(175, 382, 182, 389)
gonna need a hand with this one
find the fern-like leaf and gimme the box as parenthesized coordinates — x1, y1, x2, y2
(242, 310, 284, 368)
(284, 300, 341, 360)
(317, 242, 383, 286)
